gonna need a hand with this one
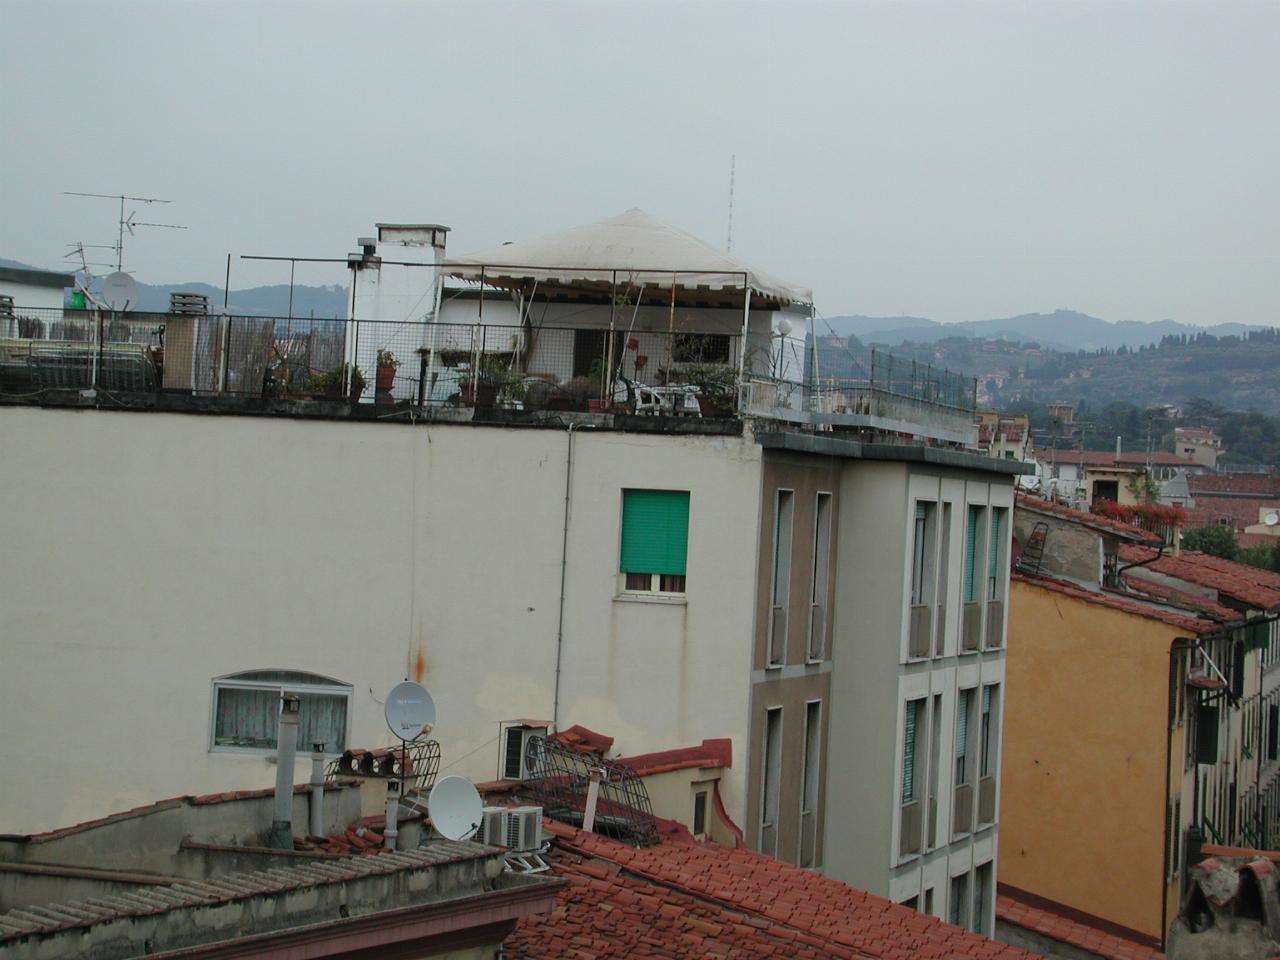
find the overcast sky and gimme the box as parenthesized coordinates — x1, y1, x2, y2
(2, 0, 1276, 326)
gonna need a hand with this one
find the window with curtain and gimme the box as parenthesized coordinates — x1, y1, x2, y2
(619, 489, 690, 594)
(211, 671, 351, 753)
(963, 506, 981, 603)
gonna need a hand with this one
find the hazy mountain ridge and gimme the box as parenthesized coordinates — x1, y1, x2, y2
(824, 309, 1268, 352)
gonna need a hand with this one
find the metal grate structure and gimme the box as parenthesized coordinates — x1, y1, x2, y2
(327, 739, 441, 796)
(522, 735, 658, 846)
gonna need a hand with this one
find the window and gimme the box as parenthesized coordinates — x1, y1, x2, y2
(768, 490, 794, 665)
(903, 699, 923, 804)
(956, 688, 973, 785)
(928, 693, 942, 848)
(800, 700, 822, 868)
(980, 685, 997, 778)
(924, 887, 935, 916)
(211, 670, 351, 753)
(693, 790, 707, 836)
(572, 329, 606, 378)
(974, 862, 993, 936)
(987, 508, 1006, 601)
(936, 503, 951, 653)
(808, 492, 833, 661)
(1268, 704, 1278, 762)
(760, 707, 782, 857)
(949, 872, 969, 928)
(619, 489, 690, 594)
(963, 506, 983, 604)
(911, 502, 931, 605)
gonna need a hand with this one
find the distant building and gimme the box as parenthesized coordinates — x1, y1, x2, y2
(975, 410, 1033, 463)
(1032, 446, 1204, 508)
(1175, 426, 1223, 470)
(0, 265, 74, 338)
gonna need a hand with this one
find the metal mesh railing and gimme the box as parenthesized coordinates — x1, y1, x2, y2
(0, 306, 977, 425)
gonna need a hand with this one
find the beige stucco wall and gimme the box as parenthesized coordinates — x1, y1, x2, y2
(1001, 578, 1174, 940)
(0, 407, 763, 834)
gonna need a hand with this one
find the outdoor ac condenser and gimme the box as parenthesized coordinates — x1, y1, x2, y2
(477, 807, 507, 847)
(505, 806, 543, 853)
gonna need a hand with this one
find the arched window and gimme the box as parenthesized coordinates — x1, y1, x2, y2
(210, 670, 352, 754)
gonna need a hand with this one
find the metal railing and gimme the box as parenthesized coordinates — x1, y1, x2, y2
(1, 307, 978, 437)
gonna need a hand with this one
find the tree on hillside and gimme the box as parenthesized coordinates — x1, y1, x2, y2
(1181, 525, 1240, 561)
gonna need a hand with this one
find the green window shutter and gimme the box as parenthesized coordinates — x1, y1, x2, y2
(982, 685, 991, 716)
(963, 506, 979, 602)
(988, 510, 1001, 579)
(619, 490, 690, 576)
(916, 502, 927, 521)
(903, 701, 918, 803)
(956, 689, 970, 758)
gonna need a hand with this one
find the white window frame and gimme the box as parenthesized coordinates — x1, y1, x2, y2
(209, 670, 353, 756)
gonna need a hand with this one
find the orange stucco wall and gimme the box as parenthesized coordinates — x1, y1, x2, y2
(1001, 579, 1176, 940)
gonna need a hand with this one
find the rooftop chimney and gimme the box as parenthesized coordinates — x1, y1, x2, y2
(309, 742, 326, 837)
(268, 695, 301, 849)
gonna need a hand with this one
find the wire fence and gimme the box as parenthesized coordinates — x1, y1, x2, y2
(0, 306, 977, 421)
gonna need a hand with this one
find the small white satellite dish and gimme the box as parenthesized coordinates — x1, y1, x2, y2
(100, 271, 139, 311)
(1265, 512, 1279, 527)
(427, 776, 483, 841)
(384, 681, 436, 741)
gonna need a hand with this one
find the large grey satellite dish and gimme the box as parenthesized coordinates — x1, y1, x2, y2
(384, 681, 436, 741)
(101, 272, 139, 311)
(427, 776, 482, 841)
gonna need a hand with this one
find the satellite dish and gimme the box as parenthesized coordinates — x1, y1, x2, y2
(773, 316, 793, 337)
(384, 681, 436, 741)
(1265, 513, 1279, 527)
(427, 776, 482, 841)
(100, 272, 139, 311)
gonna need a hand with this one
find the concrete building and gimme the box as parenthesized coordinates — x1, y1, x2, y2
(1175, 426, 1223, 470)
(0, 265, 73, 339)
(976, 410, 1033, 463)
(1000, 494, 1280, 953)
(0, 210, 1020, 938)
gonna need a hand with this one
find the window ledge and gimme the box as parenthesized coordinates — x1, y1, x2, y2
(613, 593, 688, 606)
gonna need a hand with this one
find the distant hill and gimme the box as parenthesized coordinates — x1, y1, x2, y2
(0, 257, 347, 318)
(824, 309, 1268, 352)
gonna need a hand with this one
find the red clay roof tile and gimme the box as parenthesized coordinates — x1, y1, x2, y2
(996, 894, 1162, 960)
(1118, 546, 1280, 611)
(1013, 572, 1221, 634)
(1016, 493, 1163, 545)
(616, 738, 733, 777)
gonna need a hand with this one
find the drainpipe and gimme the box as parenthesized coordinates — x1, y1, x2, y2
(553, 422, 593, 730)
(268, 695, 301, 850)
(309, 742, 326, 837)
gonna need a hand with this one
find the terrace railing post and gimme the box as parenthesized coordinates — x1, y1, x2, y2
(219, 315, 231, 393)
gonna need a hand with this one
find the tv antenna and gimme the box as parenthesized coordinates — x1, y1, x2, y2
(726, 154, 736, 254)
(63, 191, 186, 273)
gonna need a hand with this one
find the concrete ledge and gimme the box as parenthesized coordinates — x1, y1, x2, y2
(755, 430, 1034, 475)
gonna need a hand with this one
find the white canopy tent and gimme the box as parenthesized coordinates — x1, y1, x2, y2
(443, 208, 812, 308)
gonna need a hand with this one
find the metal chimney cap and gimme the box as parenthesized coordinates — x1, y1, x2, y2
(281, 695, 301, 715)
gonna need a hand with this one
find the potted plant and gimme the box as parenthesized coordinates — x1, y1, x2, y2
(681, 363, 738, 417)
(375, 349, 398, 392)
(303, 363, 365, 403)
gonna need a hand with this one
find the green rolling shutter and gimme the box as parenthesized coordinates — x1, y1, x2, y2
(956, 689, 970, 759)
(902, 701, 918, 803)
(620, 489, 690, 576)
(963, 506, 979, 602)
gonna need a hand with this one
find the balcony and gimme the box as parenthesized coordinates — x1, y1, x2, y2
(961, 603, 982, 653)
(900, 799, 923, 858)
(908, 604, 932, 659)
(953, 783, 974, 837)
(1, 308, 979, 446)
(978, 776, 997, 826)
(984, 600, 1004, 649)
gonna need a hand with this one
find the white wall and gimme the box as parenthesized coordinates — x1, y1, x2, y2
(0, 407, 762, 834)
(0, 280, 66, 338)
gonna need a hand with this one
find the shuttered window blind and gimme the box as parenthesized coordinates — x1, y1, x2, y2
(620, 490, 690, 576)
(988, 510, 1001, 579)
(963, 506, 980, 602)
(902, 700, 919, 803)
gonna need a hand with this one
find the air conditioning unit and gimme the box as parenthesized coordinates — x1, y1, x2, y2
(505, 806, 543, 853)
(476, 806, 508, 846)
(500, 725, 548, 780)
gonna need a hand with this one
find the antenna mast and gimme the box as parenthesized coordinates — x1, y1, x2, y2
(63, 191, 186, 273)
(726, 154, 736, 253)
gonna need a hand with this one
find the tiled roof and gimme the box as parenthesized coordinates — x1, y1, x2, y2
(1175, 426, 1218, 441)
(617, 738, 733, 777)
(0, 841, 491, 944)
(1188, 472, 1280, 497)
(1016, 493, 1163, 545)
(506, 822, 1036, 960)
(294, 813, 390, 855)
(550, 724, 615, 755)
(1118, 546, 1280, 611)
(1181, 497, 1280, 534)
(1034, 448, 1193, 468)
(1013, 572, 1220, 635)
(996, 894, 1163, 960)
(1119, 573, 1240, 622)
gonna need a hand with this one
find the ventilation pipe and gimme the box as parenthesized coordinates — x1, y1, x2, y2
(582, 769, 603, 834)
(268, 695, 301, 849)
(384, 779, 400, 850)
(1115, 435, 1122, 466)
(309, 742, 326, 837)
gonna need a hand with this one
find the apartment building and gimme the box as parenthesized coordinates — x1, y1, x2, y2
(0, 210, 1020, 935)
(1001, 494, 1280, 952)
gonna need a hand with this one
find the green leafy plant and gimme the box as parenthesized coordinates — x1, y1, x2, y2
(1181, 524, 1240, 560)
(304, 363, 365, 400)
